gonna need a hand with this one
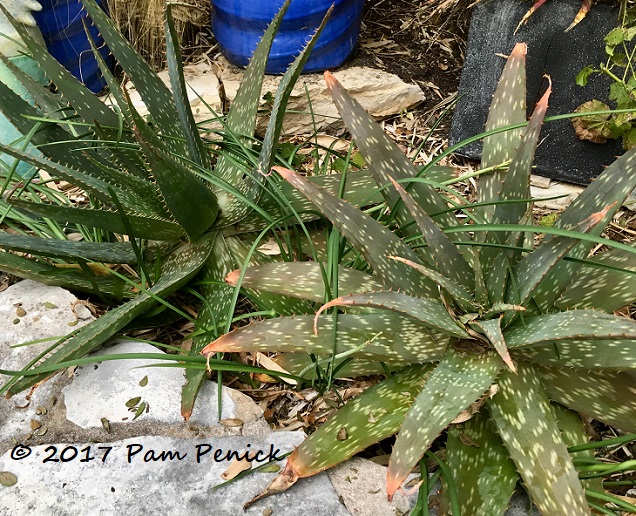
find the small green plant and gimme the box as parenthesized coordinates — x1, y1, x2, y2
(203, 43, 636, 514)
(0, 0, 380, 417)
(575, 1, 636, 149)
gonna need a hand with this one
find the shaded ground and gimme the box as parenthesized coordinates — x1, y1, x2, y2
(354, 0, 471, 119)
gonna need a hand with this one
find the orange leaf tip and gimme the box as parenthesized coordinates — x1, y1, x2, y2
(511, 42, 527, 58)
(313, 297, 353, 335)
(200, 335, 232, 357)
(386, 471, 402, 502)
(225, 269, 240, 286)
(271, 166, 295, 180)
(324, 70, 337, 89)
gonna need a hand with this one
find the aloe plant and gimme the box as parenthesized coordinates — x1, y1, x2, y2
(202, 42, 636, 514)
(0, 0, 387, 417)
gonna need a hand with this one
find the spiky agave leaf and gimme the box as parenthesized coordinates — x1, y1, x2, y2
(80, 0, 190, 160)
(181, 3, 342, 416)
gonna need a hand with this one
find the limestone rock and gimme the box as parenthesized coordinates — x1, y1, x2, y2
(106, 61, 224, 126)
(329, 457, 417, 515)
(0, 280, 95, 446)
(218, 58, 426, 135)
(0, 433, 349, 515)
(62, 340, 263, 430)
(109, 58, 425, 137)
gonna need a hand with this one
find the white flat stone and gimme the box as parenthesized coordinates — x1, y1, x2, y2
(62, 340, 263, 429)
(0, 433, 349, 515)
(220, 60, 426, 135)
(109, 58, 425, 138)
(329, 457, 417, 515)
(0, 280, 95, 444)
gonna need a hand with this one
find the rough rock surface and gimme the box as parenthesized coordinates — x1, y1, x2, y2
(116, 58, 425, 136)
(0, 433, 349, 516)
(0, 280, 94, 448)
(62, 340, 264, 430)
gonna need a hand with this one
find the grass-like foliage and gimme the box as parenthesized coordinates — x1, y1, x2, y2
(0, 0, 381, 417)
(202, 43, 636, 513)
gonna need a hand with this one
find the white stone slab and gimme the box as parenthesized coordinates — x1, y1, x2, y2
(0, 280, 94, 443)
(0, 433, 349, 515)
(62, 340, 262, 429)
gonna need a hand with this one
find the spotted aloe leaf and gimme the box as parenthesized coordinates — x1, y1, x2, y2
(481, 81, 551, 299)
(552, 403, 604, 492)
(518, 341, 636, 370)
(129, 105, 218, 241)
(316, 291, 470, 339)
(0, 4, 119, 129)
(0, 232, 136, 264)
(202, 313, 449, 364)
(183, 234, 315, 420)
(224, 262, 385, 303)
(280, 364, 434, 478)
(215, 0, 330, 225)
(0, 250, 123, 298)
(182, 233, 232, 420)
(538, 367, 636, 432)
(532, 147, 636, 310)
(257, 7, 332, 177)
(471, 317, 516, 373)
(0, 87, 161, 216)
(230, 169, 382, 234)
(389, 255, 478, 312)
(80, 0, 189, 159)
(505, 310, 636, 348)
(273, 167, 435, 297)
(274, 353, 408, 379)
(214, 0, 291, 188)
(554, 245, 636, 312)
(490, 82, 550, 230)
(386, 348, 502, 499)
(222, 236, 315, 316)
(323, 71, 459, 234)
(487, 364, 588, 515)
(441, 411, 518, 515)
(388, 176, 474, 291)
(0, 44, 65, 119)
(7, 200, 184, 241)
(164, 3, 210, 170)
(5, 232, 217, 396)
(506, 204, 614, 308)
(479, 42, 527, 220)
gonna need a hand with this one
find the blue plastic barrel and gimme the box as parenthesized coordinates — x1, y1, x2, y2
(211, 0, 364, 73)
(33, 0, 114, 93)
